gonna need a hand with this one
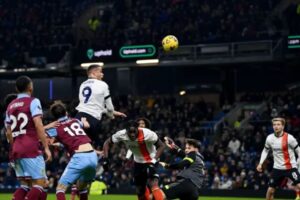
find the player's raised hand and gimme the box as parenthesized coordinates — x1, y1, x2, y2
(113, 111, 127, 118)
(81, 117, 90, 129)
(164, 137, 175, 149)
(159, 162, 168, 168)
(256, 164, 263, 172)
(44, 147, 52, 162)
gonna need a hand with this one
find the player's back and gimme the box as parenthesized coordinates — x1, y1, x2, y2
(6, 96, 41, 159)
(76, 79, 109, 120)
(50, 117, 92, 156)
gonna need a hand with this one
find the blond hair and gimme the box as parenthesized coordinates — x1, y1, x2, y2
(272, 117, 286, 126)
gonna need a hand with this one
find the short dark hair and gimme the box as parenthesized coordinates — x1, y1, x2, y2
(3, 93, 17, 108)
(87, 64, 101, 75)
(16, 76, 32, 93)
(136, 117, 151, 128)
(185, 138, 201, 149)
(125, 120, 139, 130)
(50, 101, 67, 119)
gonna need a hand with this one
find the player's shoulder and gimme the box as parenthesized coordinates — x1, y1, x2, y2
(98, 80, 108, 88)
(140, 127, 155, 134)
(287, 132, 296, 139)
(266, 133, 275, 140)
(31, 97, 41, 103)
(286, 132, 293, 136)
(6, 98, 18, 110)
(81, 78, 105, 85)
(112, 129, 128, 142)
(90, 80, 108, 89)
(114, 129, 127, 136)
(140, 128, 158, 139)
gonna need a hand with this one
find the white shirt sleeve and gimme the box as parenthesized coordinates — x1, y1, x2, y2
(103, 82, 114, 112)
(259, 136, 270, 164)
(289, 135, 299, 149)
(264, 136, 271, 149)
(103, 82, 110, 99)
(144, 129, 158, 143)
(111, 130, 126, 143)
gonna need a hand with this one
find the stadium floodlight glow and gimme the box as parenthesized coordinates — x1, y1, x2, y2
(136, 59, 159, 65)
(179, 90, 186, 96)
(80, 62, 104, 68)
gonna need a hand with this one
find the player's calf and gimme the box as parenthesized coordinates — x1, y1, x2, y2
(24, 178, 47, 200)
(136, 186, 151, 200)
(77, 181, 89, 200)
(266, 187, 275, 200)
(56, 183, 68, 200)
(12, 184, 30, 200)
(71, 184, 79, 200)
(148, 178, 165, 200)
(150, 186, 165, 200)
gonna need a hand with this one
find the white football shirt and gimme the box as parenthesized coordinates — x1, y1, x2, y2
(112, 128, 158, 164)
(265, 132, 298, 170)
(76, 79, 110, 120)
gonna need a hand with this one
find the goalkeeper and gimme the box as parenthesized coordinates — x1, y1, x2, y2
(159, 137, 205, 200)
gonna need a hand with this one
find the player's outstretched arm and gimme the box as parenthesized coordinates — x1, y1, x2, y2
(103, 137, 113, 158)
(33, 116, 52, 162)
(160, 151, 196, 170)
(104, 95, 127, 119)
(44, 121, 59, 130)
(257, 147, 269, 172)
(80, 117, 90, 129)
(113, 110, 127, 118)
(164, 136, 179, 149)
(5, 126, 13, 145)
(102, 137, 113, 171)
(155, 139, 166, 161)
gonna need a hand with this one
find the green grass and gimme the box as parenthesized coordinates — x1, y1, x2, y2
(0, 194, 290, 200)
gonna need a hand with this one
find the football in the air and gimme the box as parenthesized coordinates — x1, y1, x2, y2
(162, 35, 179, 52)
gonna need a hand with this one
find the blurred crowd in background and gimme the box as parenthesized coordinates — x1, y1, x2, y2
(2, 0, 300, 68)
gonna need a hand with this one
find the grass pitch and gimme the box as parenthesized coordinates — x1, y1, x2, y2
(0, 194, 289, 200)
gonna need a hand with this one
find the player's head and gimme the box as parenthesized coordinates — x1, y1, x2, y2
(185, 138, 200, 154)
(3, 93, 17, 109)
(15, 76, 33, 94)
(87, 64, 103, 80)
(272, 117, 285, 134)
(50, 101, 67, 119)
(125, 120, 139, 141)
(136, 117, 151, 128)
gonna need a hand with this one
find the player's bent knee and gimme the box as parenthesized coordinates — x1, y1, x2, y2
(31, 178, 46, 187)
(56, 183, 68, 192)
(19, 179, 31, 187)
